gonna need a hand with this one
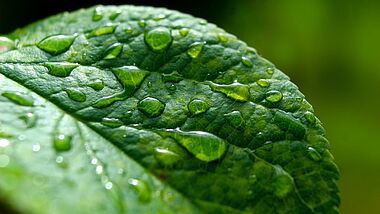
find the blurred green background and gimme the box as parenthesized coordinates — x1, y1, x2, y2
(1, 0, 379, 213)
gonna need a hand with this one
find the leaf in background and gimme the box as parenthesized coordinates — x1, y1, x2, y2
(0, 5, 340, 214)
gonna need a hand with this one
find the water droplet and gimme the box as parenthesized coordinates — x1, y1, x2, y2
(43, 62, 79, 77)
(96, 165, 103, 174)
(207, 82, 250, 102)
(153, 14, 166, 21)
(138, 20, 146, 27)
(128, 178, 151, 202)
(217, 33, 229, 43)
(101, 117, 123, 128)
(66, 88, 86, 102)
(145, 27, 172, 52)
(19, 112, 37, 128)
(53, 134, 72, 152)
(0, 155, 10, 168)
(138, 97, 165, 118)
(37, 34, 76, 55)
(154, 147, 181, 166)
(147, 81, 152, 88)
(179, 28, 189, 37)
(266, 67, 274, 75)
(55, 156, 68, 168)
(273, 165, 294, 198)
(199, 19, 207, 25)
(88, 24, 117, 38)
(105, 181, 113, 190)
(167, 84, 176, 91)
(91, 158, 98, 165)
(304, 111, 316, 124)
(32, 144, 41, 152)
(256, 79, 270, 88)
(0, 36, 15, 52)
(92, 7, 103, 21)
(307, 146, 322, 161)
(187, 42, 205, 58)
(103, 43, 123, 59)
(2, 91, 34, 106)
(160, 129, 227, 162)
(265, 90, 283, 103)
(188, 99, 209, 116)
(241, 56, 253, 67)
(0, 139, 10, 148)
(224, 111, 244, 128)
(125, 27, 134, 34)
(109, 10, 121, 20)
(87, 79, 104, 91)
(162, 72, 183, 83)
(93, 66, 149, 108)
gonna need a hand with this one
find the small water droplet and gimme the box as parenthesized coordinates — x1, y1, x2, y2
(199, 19, 207, 25)
(101, 117, 123, 128)
(160, 129, 227, 162)
(304, 111, 316, 124)
(256, 79, 270, 88)
(0, 36, 15, 52)
(128, 178, 151, 203)
(92, 7, 103, 21)
(105, 181, 113, 190)
(87, 79, 104, 91)
(88, 24, 117, 38)
(167, 84, 176, 91)
(0, 155, 10, 168)
(162, 72, 183, 83)
(154, 147, 181, 166)
(188, 99, 209, 116)
(138, 97, 165, 118)
(207, 82, 250, 102)
(147, 81, 152, 88)
(43, 62, 79, 77)
(241, 56, 253, 67)
(117, 168, 125, 175)
(32, 144, 41, 152)
(109, 10, 121, 20)
(2, 91, 34, 106)
(153, 14, 166, 21)
(91, 158, 98, 165)
(273, 165, 294, 198)
(217, 33, 229, 43)
(53, 134, 72, 152)
(307, 146, 322, 161)
(96, 165, 103, 174)
(187, 42, 205, 58)
(0, 139, 10, 148)
(125, 27, 134, 34)
(145, 27, 172, 52)
(103, 43, 123, 59)
(224, 111, 244, 128)
(179, 28, 189, 37)
(138, 20, 146, 27)
(66, 88, 86, 102)
(37, 34, 76, 55)
(266, 67, 274, 75)
(55, 156, 68, 168)
(19, 112, 37, 128)
(265, 90, 283, 103)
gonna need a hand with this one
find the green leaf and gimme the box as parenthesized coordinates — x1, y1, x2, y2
(0, 5, 340, 214)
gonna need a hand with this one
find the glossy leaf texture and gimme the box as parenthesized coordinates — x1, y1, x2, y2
(0, 5, 340, 214)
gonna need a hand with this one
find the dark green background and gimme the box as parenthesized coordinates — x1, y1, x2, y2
(1, 0, 379, 213)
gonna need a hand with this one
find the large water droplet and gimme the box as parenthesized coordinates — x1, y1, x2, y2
(128, 178, 151, 203)
(154, 147, 181, 166)
(43, 62, 79, 77)
(304, 111, 316, 124)
(88, 24, 117, 38)
(138, 97, 165, 118)
(241, 56, 253, 67)
(103, 43, 123, 59)
(179, 28, 189, 37)
(66, 88, 86, 102)
(87, 79, 104, 91)
(307, 146, 322, 161)
(0, 139, 10, 148)
(2, 91, 34, 106)
(224, 111, 244, 128)
(93, 66, 149, 108)
(19, 112, 37, 128)
(0, 36, 15, 52)
(109, 10, 121, 20)
(187, 42, 205, 58)
(265, 90, 283, 103)
(160, 129, 227, 162)
(37, 35, 76, 55)
(101, 117, 123, 128)
(0, 155, 10, 168)
(145, 27, 172, 52)
(188, 99, 209, 116)
(92, 7, 103, 21)
(256, 79, 270, 88)
(273, 165, 294, 198)
(207, 82, 250, 102)
(53, 134, 72, 152)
